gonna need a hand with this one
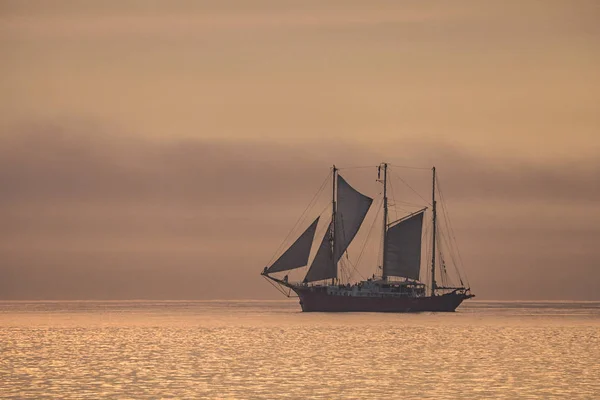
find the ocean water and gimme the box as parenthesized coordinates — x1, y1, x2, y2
(1, 300, 599, 399)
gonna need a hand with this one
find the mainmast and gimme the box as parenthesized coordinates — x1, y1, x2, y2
(431, 166, 437, 296)
(331, 165, 337, 285)
(381, 163, 389, 280)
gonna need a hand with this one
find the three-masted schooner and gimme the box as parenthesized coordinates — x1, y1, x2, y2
(261, 163, 474, 312)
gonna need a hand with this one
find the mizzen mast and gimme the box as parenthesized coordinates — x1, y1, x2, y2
(331, 165, 337, 285)
(431, 166, 437, 296)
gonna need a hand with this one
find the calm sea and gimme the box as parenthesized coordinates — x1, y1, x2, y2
(1, 300, 598, 399)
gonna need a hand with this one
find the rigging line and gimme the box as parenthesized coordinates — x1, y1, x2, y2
(377, 220, 384, 275)
(314, 202, 334, 222)
(387, 172, 399, 221)
(338, 259, 346, 284)
(440, 211, 464, 285)
(344, 256, 366, 282)
(394, 200, 429, 207)
(436, 174, 470, 286)
(263, 276, 291, 297)
(347, 195, 383, 282)
(307, 203, 336, 257)
(391, 171, 431, 206)
(435, 232, 449, 286)
(390, 205, 413, 216)
(336, 165, 378, 170)
(440, 209, 465, 287)
(422, 214, 432, 285)
(389, 164, 431, 170)
(346, 195, 383, 282)
(337, 215, 349, 284)
(267, 171, 331, 266)
(438, 230, 460, 287)
(436, 226, 459, 288)
(436, 205, 457, 267)
(441, 256, 449, 287)
(439, 232, 452, 286)
(301, 201, 336, 276)
(439, 230, 460, 286)
(340, 258, 353, 284)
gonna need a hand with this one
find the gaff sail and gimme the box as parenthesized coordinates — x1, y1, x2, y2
(382, 211, 424, 280)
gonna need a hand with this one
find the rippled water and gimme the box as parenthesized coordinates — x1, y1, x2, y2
(1, 301, 599, 399)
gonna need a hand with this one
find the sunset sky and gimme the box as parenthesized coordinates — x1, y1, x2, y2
(1, 0, 599, 300)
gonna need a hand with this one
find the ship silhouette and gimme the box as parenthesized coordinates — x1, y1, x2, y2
(261, 163, 474, 312)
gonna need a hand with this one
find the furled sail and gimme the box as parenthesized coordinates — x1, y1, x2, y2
(266, 217, 320, 273)
(303, 221, 335, 282)
(383, 211, 424, 280)
(333, 174, 373, 262)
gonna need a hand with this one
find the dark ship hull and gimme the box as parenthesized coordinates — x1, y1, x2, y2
(293, 287, 470, 312)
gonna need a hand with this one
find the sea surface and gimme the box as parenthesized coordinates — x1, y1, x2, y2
(1, 300, 599, 399)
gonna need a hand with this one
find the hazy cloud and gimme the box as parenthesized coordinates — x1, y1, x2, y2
(1, 126, 597, 208)
(0, 124, 598, 300)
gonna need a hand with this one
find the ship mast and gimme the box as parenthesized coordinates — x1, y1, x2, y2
(331, 165, 337, 286)
(381, 163, 389, 281)
(431, 166, 437, 296)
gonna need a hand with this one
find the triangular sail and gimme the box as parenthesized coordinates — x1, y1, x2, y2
(266, 217, 320, 273)
(334, 175, 373, 262)
(304, 174, 373, 283)
(383, 211, 424, 280)
(303, 221, 335, 282)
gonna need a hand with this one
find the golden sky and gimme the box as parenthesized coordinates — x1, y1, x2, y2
(1, 0, 599, 299)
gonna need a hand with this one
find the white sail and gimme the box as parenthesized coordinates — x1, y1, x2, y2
(333, 174, 373, 262)
(383, 211, 424, 280)
(303, 221, 335, 282)
(267, 217, 320, 273)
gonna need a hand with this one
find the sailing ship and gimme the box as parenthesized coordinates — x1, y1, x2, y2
(261, 163, 474, 312)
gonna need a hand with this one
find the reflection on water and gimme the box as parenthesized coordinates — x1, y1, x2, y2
(1, 301, 599, 399)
